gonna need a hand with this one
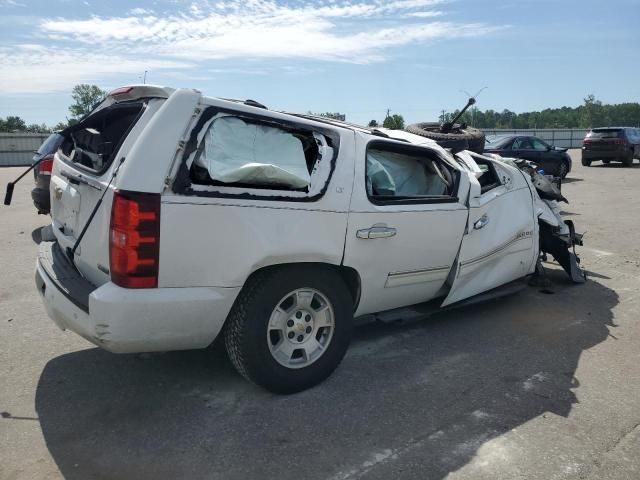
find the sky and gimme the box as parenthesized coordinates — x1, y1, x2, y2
(0, 0, 639, 126)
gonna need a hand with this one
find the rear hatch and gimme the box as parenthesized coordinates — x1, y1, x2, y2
(583, 128, 624, 151)
(50, 86, 169, 286)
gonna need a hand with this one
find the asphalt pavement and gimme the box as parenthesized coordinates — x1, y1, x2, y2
(1, 151, 639, 479)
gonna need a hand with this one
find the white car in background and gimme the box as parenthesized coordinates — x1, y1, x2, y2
(35, 85, 584, 393)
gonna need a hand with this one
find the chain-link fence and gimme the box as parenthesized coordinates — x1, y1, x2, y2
(482, 129, 589, 149)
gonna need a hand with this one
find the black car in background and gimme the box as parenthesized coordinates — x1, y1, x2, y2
(31, 133, 63, 214)
(581, 127, 640, 167)
(483, 135, 572, 178)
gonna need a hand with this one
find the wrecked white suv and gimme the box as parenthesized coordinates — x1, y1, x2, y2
(35, 85, 584, 393)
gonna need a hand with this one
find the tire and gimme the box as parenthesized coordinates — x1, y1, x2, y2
(602, 160, 611, 164)
(405, 122, 485, 154)
(623, 153, 634, 167)
(224, 265, 353, 394)
(581, 158, 592, 167)
(558, 160, 569, 179)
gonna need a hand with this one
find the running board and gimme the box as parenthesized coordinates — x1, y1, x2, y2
(359, 278, 528, 325)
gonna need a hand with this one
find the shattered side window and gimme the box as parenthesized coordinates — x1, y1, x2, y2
(365, 146, 455, 201)
(191, 116, 323, 191)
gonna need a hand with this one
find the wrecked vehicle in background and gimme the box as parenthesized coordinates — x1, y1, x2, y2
(29, 85, 585, 394)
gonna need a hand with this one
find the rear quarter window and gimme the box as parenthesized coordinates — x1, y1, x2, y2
(174, 109, 340, 202)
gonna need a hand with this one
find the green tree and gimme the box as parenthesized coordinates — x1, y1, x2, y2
(0, 116, 27, 132)
(69, 84, 107, 120)
(383, 114, 405, 130)
(26, 123, 51, 133)
(368, 119, 379, 128)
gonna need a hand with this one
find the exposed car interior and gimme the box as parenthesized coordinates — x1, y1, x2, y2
(365, 146, 455, 199)
(60, 103, 144, 173)
(190, 116, 323, 191)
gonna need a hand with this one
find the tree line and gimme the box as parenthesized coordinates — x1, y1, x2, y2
(442, 95, 640, 129)
(2, 89, 639, 134)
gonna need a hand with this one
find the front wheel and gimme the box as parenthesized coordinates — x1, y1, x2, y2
(224, 266, 353, 394)
(558, 161, 569, 179)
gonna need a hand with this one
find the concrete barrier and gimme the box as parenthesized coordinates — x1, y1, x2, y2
(0, 133, 50, 166)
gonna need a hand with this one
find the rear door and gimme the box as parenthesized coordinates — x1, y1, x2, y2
(443, 155, 537, 306)
(511, 137, 541, 164)
(50, 98, 163, 285)
(530, 137, 554, 172)
(343, 137, 470, 316)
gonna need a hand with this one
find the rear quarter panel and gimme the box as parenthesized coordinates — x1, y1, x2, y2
(157, 129, 356, 288)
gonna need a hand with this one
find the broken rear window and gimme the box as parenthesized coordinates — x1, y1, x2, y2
(60, 102, 144, 174)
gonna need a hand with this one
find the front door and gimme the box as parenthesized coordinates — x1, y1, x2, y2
(343, 137, 470, 317)
(443, 157, 537, 306)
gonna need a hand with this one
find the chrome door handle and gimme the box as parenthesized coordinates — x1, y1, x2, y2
(356, 224, 397, 239)
(474, 214, 490, 230)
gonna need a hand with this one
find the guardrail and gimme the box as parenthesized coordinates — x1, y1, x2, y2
(482, 129, 588, 149)
(0, 133, 50, 166)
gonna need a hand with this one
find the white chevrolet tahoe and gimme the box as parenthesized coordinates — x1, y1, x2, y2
(35, 85, 584, 393)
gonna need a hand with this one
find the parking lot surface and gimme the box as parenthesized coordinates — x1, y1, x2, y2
(1, 151, 640, 480)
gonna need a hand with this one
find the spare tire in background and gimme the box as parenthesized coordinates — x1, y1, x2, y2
(405, 122, 485, 154)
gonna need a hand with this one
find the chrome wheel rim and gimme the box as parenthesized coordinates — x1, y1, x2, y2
(266, 288, 335, 369)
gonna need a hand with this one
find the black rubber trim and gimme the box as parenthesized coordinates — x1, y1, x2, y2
(172, 106, 341, 202)
(38, 241, 95, 313)
(365, 140, 461, 206)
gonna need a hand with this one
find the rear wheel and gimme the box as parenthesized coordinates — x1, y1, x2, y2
(224, 266, 353, 394)
(581, 158, 592, 167)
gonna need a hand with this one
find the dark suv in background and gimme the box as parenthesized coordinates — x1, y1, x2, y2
(582, 127, 640, 167)
(31, 132, 63, 214)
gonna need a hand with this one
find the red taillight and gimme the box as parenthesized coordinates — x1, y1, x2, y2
(109, 190, 160, 288)
(583, 138, 592, 144)
(38, 155, 54, 175)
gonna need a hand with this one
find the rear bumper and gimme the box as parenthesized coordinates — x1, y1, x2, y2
(36, 241, 240, 353)
(582, 148, 628, 161)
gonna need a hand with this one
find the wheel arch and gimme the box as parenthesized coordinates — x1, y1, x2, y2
(243, 262, 362, 311)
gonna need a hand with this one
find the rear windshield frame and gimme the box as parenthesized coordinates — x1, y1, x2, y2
(58, 101, 146, 176)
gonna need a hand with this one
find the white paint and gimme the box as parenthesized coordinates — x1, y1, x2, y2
(40, 86, 550, 357)
(37, 259, 239, 353)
